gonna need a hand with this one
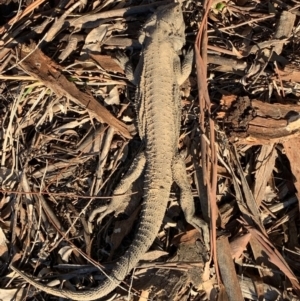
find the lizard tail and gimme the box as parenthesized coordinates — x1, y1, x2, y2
(11, 178, 171, 300)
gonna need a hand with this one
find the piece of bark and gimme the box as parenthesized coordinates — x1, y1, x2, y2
(247, 122, 296, 140)
(237, 275, 282, 301)
(277, 64, 300, 82)
(17, 43, 131, 139)
(249, 117, 287, 128)
(234, 131, 300, 145)
(272, 11, 296, 56)
(250, 235, 282, 289)
(217, 235, 244, 301)
(252, 100, 300, 119)
(229, 99, 300, 144)
(252, 145, 278, 206)
(282, 138, 300, 206)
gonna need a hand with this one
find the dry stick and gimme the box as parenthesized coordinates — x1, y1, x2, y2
(207, 55, 247, 71)
(0, 124, 133, 203)
(0, 188, 138, 199)
(1, 87, 23, 167)
(21, 173, 39, 266)
(0, 75, 36, 80)
(6, 0, 23, 34)
(94, 127, 115, 193)
(216, 236, 244, 301)
(274, 61, 285, 97)
(17, 44, 131, 139)
(207, 14, 275, 34)
(0, 0, 47, 35)
(207, 44, 243, 57)
(0, 75, 127, 86)
(289, 3, 300, 12)
(195, 0, 220, 284)
(5, 36, 46, 74)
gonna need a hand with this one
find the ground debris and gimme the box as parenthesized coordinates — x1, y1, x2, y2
(1, 0, 300, 300)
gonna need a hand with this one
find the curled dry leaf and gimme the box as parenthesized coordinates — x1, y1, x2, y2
(104, 86, 120, 105)
(58, 246, 75, 262)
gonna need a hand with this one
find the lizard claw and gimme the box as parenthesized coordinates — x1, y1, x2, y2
(114, 50, 129, 70)
(114, 50, 135, 83)
(88, 204, 115, 233)
(179, 47, 193, 85)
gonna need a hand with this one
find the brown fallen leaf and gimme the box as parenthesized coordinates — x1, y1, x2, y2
(230, 232, 251, 260)
(90, 54, 125, 74)
(172, 229, 202, 246)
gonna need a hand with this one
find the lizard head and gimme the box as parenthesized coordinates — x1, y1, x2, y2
(140, 3, 186, 51)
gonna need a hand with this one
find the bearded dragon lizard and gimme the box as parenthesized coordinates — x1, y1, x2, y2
(11, 3, 209, 300)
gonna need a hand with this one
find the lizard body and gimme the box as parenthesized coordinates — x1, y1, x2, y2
(11, 3, 209, 299)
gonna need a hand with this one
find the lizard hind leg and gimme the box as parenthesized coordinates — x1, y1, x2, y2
(88, 152, 146, 230)
(172, 155, 210, 250)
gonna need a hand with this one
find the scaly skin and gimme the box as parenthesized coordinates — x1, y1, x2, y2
(11, 3, 209, 300)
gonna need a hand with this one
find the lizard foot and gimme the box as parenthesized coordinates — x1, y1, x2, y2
(178, 47, 194, 85)
(172, 155, 210, 250)
(88, 152, 146, 232)
(114, 51, 135, 83)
